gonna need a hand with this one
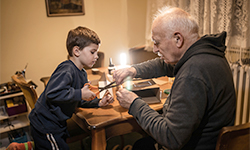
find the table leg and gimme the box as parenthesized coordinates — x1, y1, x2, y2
(91, 128, 106, 150)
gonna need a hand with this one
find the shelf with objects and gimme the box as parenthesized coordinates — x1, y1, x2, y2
(0, 68, 37, 148)
(0, 81, 33, 133)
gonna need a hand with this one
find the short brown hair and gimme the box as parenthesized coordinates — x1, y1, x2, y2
(66, 26, 101, 57)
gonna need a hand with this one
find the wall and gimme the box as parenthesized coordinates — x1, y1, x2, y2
(0, 0, 147, 95)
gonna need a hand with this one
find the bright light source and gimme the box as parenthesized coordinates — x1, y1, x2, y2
(120, 53, 127, 66)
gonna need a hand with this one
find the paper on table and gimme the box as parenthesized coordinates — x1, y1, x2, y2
(106, 74, 113, 82)
(98, 81, 113, 98)
(152, 78, 168, 85)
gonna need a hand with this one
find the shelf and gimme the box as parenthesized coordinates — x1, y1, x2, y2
(0, 92, 23, 100)
(0, 112, 28, 121)
(0, 115, 30, 134)
(0, 89, 31, 136)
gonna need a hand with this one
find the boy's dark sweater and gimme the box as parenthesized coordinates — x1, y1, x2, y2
(29, 60, 100, 134)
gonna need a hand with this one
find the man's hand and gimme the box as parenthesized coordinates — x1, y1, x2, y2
(113, 67, 137, 85)
(116, 87, 138, 109)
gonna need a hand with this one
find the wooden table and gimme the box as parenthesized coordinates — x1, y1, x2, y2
(72, 67, 172, 150)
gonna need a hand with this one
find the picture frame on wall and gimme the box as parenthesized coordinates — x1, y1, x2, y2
(45, 0, 85, 17)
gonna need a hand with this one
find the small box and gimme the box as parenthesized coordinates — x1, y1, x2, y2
(123, 79, 161, 104)
(5, 96, 27, 116)
(10, 133, 28, 143)
(8, 129, 28, 143)
(132, 87, 161, 104)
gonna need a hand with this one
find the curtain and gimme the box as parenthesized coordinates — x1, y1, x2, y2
(145, 0, 250, 65)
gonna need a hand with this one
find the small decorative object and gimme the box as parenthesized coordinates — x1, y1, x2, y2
(45, 0, 85, 17)
(0, 105, 6, 116)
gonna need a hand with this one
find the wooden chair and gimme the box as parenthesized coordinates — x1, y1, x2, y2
(40, 76, 50, 88)
(215, 122, 250, 150)
(11, 74, 38, 109)
(66, 118, 90, 148)
(129, 45, 158, 64)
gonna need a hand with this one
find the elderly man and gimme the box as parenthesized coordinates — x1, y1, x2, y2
(113, 7, 236, 150)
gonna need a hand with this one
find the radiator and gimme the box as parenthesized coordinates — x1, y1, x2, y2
(230, 63, 250, 125)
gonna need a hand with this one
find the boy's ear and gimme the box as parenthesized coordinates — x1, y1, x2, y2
(73, 46, 80, 57)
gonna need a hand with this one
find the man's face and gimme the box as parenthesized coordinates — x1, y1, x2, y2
(151, 21, 180, 65)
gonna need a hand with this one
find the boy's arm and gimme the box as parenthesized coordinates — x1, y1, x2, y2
(45, 71, 82, 102)
(79, 98, 100, 107)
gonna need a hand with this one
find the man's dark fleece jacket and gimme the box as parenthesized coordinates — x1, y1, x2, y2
(29, 60, 100, 134)
(130, 32, 236, 150)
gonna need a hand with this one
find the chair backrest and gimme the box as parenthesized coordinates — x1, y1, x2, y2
(215, 122, 250, 150)
(129, 45, 158, 64)
(40, 76, 50, 88)
(11, 74, 38, 109)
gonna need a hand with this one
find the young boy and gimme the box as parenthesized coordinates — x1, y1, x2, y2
(29, 26, 114, 150)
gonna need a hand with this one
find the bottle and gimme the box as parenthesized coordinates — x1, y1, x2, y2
(108, 58, 115, 75)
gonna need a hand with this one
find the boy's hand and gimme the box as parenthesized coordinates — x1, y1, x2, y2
(81, 84, 96, 101)
(99, 91, 114, 107)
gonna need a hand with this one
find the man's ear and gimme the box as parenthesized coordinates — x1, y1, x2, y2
(73, 46, 80, 57)
(174, 32, 184, 48)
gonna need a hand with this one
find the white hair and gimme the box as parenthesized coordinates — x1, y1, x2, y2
(154, 6, 199, 40)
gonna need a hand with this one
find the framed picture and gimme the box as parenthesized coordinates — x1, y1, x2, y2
(45, 0, 85, 17)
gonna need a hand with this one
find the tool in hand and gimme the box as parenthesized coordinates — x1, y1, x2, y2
(84, 81, 118, 100)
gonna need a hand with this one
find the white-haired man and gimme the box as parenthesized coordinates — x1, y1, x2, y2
(114, 7, 236, 150)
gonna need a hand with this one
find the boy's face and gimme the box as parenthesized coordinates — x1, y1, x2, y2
(78, 43, 99, 68)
